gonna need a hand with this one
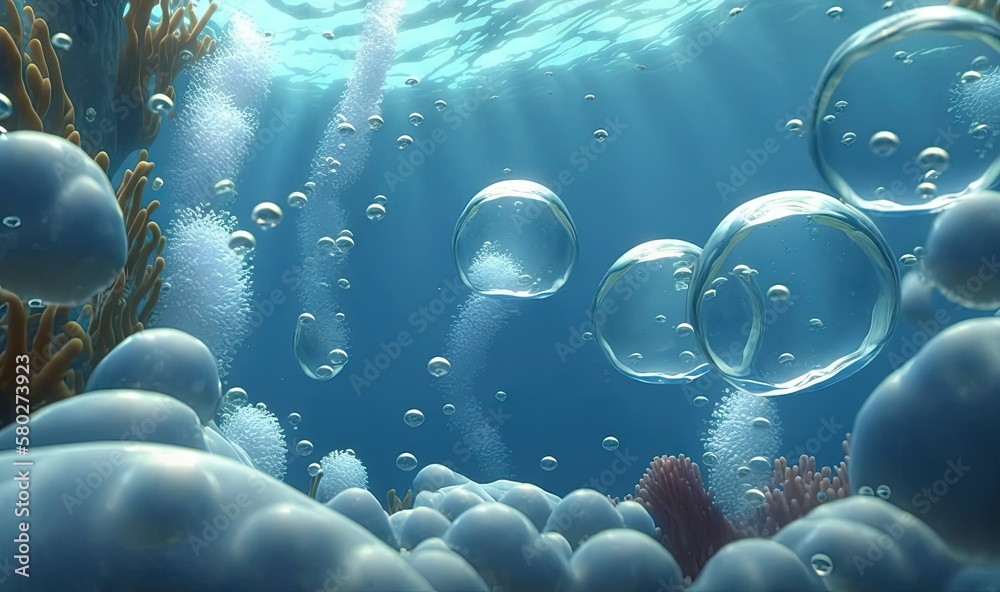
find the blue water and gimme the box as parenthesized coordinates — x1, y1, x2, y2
(134, 0, 959, 501)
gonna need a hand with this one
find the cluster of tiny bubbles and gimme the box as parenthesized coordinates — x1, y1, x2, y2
(592, 239, 710, 384)
(0, 94, 10, 119)
(293, 312, 342, 381)
(151, 177, 164, 191)
(585, 93, 596, 100)
(337, 278, 350, 289)
(601, 436, 620, 451)
(428, 356, 451, 376)
(442, 403, 456, 415)
(251, 201, 283, 230)
(594, 129, 609, 142)
(495, 390, 507, 401)
(147, 93, 174, 117)
(2, 216, 21, 229)
(287, 412, 302, 428)
(405, 76, 420, 86)
(453, 180, 578, 298)
(215, 179, 237, 197)
(51, 32, 72, 50)
(368, 115, 384, 130)
(687, 190, 898, 395)
(540, 455, 558, 471)
(366, 203, 386, 221)
(396, 452, 418, 471)
(403, 409, 425, 427)
(811, 6, 1000, 214)
(227, 230, 256, 257)
(287, 191, 307, 209)
(295, 440, 315, 456)
(409, 112, 424, 126)
(307, 462, 321, 477)
(811, 553, 834, 577)
(85, 107, 96, 123)
(396, 135, 413, 149)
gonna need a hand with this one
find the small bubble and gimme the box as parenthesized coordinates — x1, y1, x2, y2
(51, 33, 72, 50)
(540, 456, 558, 471)
(654, 314, 667, 323)
(767, 284, 790, 301)
(366, 203, 386, 221)
(428, 356, 452, 377)
(0, 94, 9, 120)
(28, 298, 43, 308)
(408, 112, 424, 126)
(180, 49, 193, 61)
(703, 289, 717, 301)
(251, 202, 283, 230)
(972, 55, 991, 71)
(404, 409, 425, 427)
(503, 167, 511, 174)
(442, 403, 456, 415)
(147, 93, 174, 117)
(961, 70, 982, 85)
(334, 235, 354, 251)
(602, 436, 620, 451)
(752, 416, 772, 429)
(287, 191, 308, 208)
(322, 30, 335, 40)
(917, 146, 949, 173)
(368, 115, 384, 130)
(594, 129, 609, 142)
(676, 323, 694, 337)
(822, 114, 836, 124)
(785, 119, 804, 134)
(397, 135, 414, 149)
(841, 132, 857, 145)
(337, 278, 351, 289)
(899, 254, 917, 266)
(223, 387, 248, 407)
(495, 390, 507, 402)
(858, 485, 875, 496)
(151, 177, 164, 191)
(2, 216, 21, 229)
(85, 107, 96, 123)
(334, 312, 345, 321)
(869, 131, 900, 157)
(295, 440, 314, 456)
(826, 6, 843, 18)
(584, 94, 596, 101)
(778, 352, 795, 365)
(405, 76, 420, 86)
(328, 349, 348, 367)
(215, 179, 236, 196)
(337, 122, 356, 136)
(809, 318, 825, 329)
(434, 100, 448, 111)
(374, 195, 387, 205)
(811, 554, 833, 576)
(743, 488, 766, 506)
(227, 230, 256, 256)
(287, 412, 302, 426)
(876, 484, 892, 500)
(702, 452, 718, 467)
(833, 100, 848, 114)
(693, 395, 709, 407)
(893, 50, 908, 60)
(582, 331, 593, 341)
(307, 463, 321, 476)
(396, 453, 418, 471)
(729, 6, 743, 16)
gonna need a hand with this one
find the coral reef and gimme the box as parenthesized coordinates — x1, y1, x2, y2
(387, 488, 414, 515)
(0, 0, 216, 171)
(758, 435, 851, 536)
(0, 150, 163, 419)
(631, 454, 741, 581)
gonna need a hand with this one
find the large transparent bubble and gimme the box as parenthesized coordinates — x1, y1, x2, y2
(810, 6, 1000, 215)
(688, 191, 898, 396)
(453, 180, 578, 298)
(593, 240, 710, 384)
(922, 190, 1000, 309)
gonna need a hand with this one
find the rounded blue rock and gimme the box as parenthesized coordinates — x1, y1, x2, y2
(0, 131, 126, 305)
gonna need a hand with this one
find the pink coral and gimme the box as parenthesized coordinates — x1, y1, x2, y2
(632, 454, 741, 580)
(758, 434, 851, 536)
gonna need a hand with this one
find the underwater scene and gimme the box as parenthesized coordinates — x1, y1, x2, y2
(2, 0, 1000, 589)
